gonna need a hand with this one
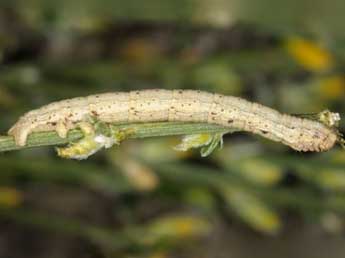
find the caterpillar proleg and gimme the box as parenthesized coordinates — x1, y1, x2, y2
(8, 89, 343, 152)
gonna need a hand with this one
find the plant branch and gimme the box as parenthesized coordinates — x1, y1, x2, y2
(0, 122, 230, 152)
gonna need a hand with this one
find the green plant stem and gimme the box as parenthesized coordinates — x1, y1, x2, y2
(0, 122, 230, 152)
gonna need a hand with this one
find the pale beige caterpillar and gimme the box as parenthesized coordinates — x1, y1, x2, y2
(8, 89, 343, 152)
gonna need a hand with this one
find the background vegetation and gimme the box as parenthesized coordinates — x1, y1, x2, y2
(1, 1, 345, 257)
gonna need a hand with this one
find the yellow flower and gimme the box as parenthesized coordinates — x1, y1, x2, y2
(286, 37, 333, 72)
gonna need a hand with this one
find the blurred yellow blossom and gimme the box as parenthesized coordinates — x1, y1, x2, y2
(121, 159, 159, 191)
(108, 145, 159, 191)
(315, 76, 345, 100)
(237, 158, 283, 186)
(147, 215, 210, 240)
(0, 187, 23, 207)
(285, 37, 334, 72)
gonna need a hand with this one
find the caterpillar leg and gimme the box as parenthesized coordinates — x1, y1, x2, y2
(56, 120, 69, 138)
(9, 125, 31, 147)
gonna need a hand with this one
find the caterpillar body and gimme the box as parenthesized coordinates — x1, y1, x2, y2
(8, 89, 341, 152)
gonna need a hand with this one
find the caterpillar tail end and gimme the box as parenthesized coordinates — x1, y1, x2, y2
(7, 123, 29, 147)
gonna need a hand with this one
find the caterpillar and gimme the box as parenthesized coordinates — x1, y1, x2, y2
(8, 89, 343, 152)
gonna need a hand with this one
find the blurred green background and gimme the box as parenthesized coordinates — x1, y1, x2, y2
(1, 1, 345, 258)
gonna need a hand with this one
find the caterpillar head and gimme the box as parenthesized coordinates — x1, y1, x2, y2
(318, 110, 344, 151)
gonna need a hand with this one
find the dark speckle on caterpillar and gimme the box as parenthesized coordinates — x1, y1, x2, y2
(8, 89, 344, 152)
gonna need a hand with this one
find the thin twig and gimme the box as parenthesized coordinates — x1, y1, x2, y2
(0, 122, 230, 152)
